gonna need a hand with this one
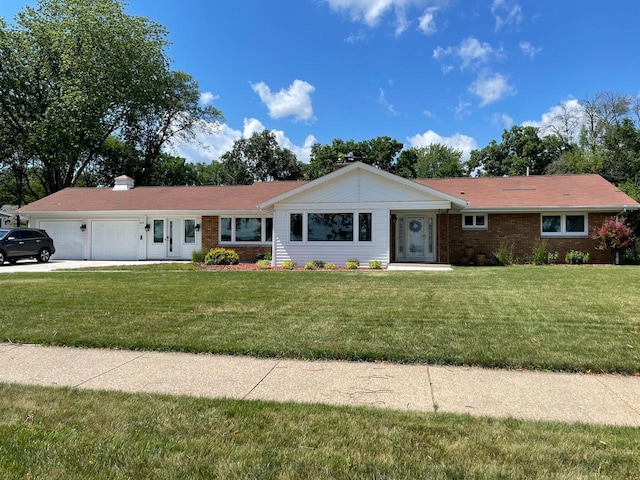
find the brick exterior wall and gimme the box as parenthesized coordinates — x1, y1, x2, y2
(438, 212, 615, 265)
(201, 216, 271, 262)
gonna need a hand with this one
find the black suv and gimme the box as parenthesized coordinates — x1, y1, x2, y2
(0, 228, 56, 265)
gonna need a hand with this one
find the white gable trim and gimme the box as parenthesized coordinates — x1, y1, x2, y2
(258, 162, 467, 210)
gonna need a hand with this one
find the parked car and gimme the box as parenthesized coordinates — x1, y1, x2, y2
(0, 228, 56, 265)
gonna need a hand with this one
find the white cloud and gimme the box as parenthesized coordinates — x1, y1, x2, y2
(251, 80, 316, 122)
(167, 118, 316, 164)
(417, 7, 438, 35)
(493, 113, 514, 129)
(491, 0, 523, 31)
(433, 37, 499, 71)
(468, 71, 516, 106)
(322, 0, 449, 35)
(344, 30, 370, 43)
(407, 130, 478, 161)
(455, 99, 472, 119)
(199, 91, 218, 105)
(378, 88, 399, 116)
(519, 42, 542, 59)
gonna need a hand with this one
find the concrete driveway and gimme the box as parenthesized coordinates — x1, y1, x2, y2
(0, 259, 188, 273)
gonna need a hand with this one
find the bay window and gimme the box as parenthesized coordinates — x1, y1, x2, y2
(289, 211, 373, 243)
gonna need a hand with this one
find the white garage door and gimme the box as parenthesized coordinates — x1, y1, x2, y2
(91, 220, 139, 260)
(39, 221, 84, 260)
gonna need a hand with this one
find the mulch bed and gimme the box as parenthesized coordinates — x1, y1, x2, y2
(195, 263, 356, 271)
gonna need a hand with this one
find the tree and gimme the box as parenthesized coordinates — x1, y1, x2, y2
(592, 217, 635, 264)
(0, 0, 222, 200)
(219, 130, 305, 184)
(307, 136, 403, 179)
(414, 144, 464, 178)
(466, 126, 564, 176)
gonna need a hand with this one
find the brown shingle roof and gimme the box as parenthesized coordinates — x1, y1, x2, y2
(415, 174, 639, 211)
(18, 173, 639, 214)
(19, 182, 306, 213)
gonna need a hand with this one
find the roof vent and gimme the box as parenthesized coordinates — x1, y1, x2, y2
(113, 175, 135, 191)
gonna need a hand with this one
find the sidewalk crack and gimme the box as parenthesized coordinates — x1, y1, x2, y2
(426, 365, 437, 411)
(594, 376, 640, 417)
(73, 352, 148, 388)
(243, 359, 281, 399)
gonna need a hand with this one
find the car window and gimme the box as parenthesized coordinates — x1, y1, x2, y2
(10, 230, 24, 239)
(21, 230, 40, 239)
(0, 229, 8, 239)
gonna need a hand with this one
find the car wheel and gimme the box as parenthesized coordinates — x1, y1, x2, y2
(0, 251, 4, 265)
(37, 248, 51, 263)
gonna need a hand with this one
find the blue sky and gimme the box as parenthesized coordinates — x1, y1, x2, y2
(3, 1, 640, 164)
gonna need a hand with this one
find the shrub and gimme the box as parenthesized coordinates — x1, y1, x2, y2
(547, 251, 559, 264)
(531, 241, 549, 265)
(311, 259, 325, 268)
(592, 217, 635, 263)
(565, 250, 590, 265)
(191, 248, 208, 263)
(304, 261, 315, 270)
(281, 260, 296, 270)
(623, 245, 640, 265)
(345, 259, 359, 270)
(368, 260, 383, 269)
(204, 248, 239, 265)
(263, 251, 272, 261)
(493, 244, 519, 266)
(325, 262, 337, 270)
(256, 259, 271, 269)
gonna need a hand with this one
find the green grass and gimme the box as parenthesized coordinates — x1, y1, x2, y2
(0, 383, 638, 479)
(1, 266, 639, 373)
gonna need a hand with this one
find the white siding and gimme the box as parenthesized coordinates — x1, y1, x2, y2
(91, 220, 139, 260)
(38, 220, 84, 260)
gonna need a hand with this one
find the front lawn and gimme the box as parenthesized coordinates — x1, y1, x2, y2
(1, 384, 638, 479)
(1, 266, 639, 373)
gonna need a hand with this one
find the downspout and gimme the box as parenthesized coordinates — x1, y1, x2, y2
(258, 205, 275, 267)
(446, 209, 450, 265)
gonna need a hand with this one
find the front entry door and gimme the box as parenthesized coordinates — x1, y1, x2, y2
(396, 214, 436, 262)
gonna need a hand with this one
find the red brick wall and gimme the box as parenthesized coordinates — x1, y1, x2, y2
(438, 212, 615, 265)
(201, 216, 270, 262)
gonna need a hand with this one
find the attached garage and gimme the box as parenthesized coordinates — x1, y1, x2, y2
(91, 220, 139, 260)
(39, 221, 84, 260)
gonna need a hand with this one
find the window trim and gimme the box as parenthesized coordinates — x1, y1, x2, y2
(462, 213, 488, 230)
(541, 212, 588, 237)
(288, 211, 374, 245)
(219, 216, 272, 244)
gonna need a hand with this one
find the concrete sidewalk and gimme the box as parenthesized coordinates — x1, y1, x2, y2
(1, 343, 639, 427)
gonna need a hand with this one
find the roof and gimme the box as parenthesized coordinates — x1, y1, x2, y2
(415, 174, 640, 211)
(19, 182, 305, 213)
(18, 171, 639, 215)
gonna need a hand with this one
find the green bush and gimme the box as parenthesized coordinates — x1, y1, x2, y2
(281, 260, 296, 270)
(262, 251, 272, 261)
(531, 241, 549, 265)
(493, 244, 520, 266)
(311, 259, 325, 268)
(547, 251, 559, 264)
(325, 262, 337, 270)
(368, 260, 383, 269)
(304, 261, 315, 270)
(345, 259, 359, 270)
(623, 245, 640, 265)
(191, 248, 208, 263)
(565, 250, 590, 265)
(204, 248, 240, 265)
(256, 259, 271, 269)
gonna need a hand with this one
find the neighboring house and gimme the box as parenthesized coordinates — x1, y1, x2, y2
(0, 206, 18, 227)
(18, 163, 640, 265)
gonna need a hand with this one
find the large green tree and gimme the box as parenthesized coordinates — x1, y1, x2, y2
(397, 144, 464, 178)
(307, 136, 403, 179)
(219, 130, 305, 185)
(0, 0, 221, 201)
(467, 126, 565, 176)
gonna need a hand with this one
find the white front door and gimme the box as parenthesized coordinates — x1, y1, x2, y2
(396, 214, 436, 262)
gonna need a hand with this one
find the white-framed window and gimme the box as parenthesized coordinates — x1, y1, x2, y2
(289, 211, 373, 244)
(219, 217, 272, 243)
(153, 219, 164, 243)
(541, 213, 588, 236)
(184, 219, 196, 244)
(462, 213, 488, 230)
